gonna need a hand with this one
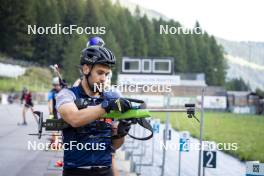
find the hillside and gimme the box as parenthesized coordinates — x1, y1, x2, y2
(112, 0, 264, 91)
(0, 0, 226, 86)
(0, 66, 52, 92)
(217, 38, 264, 90)
(217, 38, 264, 66)
(111, 0, 170, 21)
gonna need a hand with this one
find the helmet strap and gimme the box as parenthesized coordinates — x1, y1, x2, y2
(85, 74, 95, 93)
(84, 64, 99, 93)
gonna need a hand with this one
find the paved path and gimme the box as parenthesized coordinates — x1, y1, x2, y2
(123, 123, 246, 176)
(0, 104, 133, 176)
(0, 104, 246, 176)
(0, 104, 62, 176)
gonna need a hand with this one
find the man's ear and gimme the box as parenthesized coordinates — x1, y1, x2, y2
(82, 64, 90, 75)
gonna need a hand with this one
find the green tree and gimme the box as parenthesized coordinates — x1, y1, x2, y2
(32, 0, 63, 65)
(62, 34, 87, 84)
(256, 88, 264, 97)
(152, 18, 170, 57)
(104, 30, 121, 83)
(139, 15, 155, 56)
(63, 0, 84, 26)
(133, 21, 148, 57)
(0, 0, 36, 60)
(225, 78, 250, 91)
(101, 0, 118, 30)
(167, 20, 187, 72)
(0, 0, 227, 86)
(184, 34, 199, 71)
(83, 0, 106, 26)
(209, 36, 226, 85)
(112, 9, 134, 56)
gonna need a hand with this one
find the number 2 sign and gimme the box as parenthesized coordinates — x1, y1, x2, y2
(203, 151, 217, 168)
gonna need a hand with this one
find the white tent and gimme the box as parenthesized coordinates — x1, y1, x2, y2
(0, 63, 26, 78)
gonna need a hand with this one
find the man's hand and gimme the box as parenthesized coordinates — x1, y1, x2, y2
(102, 98, 132, 113)
(117, 120, 131, 137)
(48, 114, 54, 119)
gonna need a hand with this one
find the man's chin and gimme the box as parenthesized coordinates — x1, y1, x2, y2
(92, 84, 106, 92)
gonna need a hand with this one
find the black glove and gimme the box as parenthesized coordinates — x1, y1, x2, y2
(117, 120, 131, 138)
(102, 98, 132, 113)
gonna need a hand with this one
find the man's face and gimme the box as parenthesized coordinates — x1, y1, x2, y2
(53, 84, 61, 91)
(88, 64, 111, 90)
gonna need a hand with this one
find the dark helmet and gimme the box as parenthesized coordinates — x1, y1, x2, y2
(80, 46, 116, 66)
(87, 36, 105, 47)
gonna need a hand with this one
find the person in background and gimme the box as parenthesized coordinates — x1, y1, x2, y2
(48, 77, 62, 119)
(20, 87, 27, 104)
(47, 77, 63, 149)
(19, 88, 38, 125)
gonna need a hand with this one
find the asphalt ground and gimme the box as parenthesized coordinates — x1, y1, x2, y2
(0, 104, 131, 176)
(123, 123, 246, 176)
(0, 104, 247, 176)
(0, 104, 62, 176)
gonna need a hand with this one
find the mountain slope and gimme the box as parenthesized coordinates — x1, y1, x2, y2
(217, 38, 264, 66)
(217, 38, 264, 90)
(114, 0, 264, 90)
(224, 54, 264, 90)
(111, 0, 169, 20)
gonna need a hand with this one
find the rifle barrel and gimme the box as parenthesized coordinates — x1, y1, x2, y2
(148, 108, 199, 112)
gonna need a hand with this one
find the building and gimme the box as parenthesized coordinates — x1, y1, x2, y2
(117, 57, 227, 110)
(227, 91, 263, 114)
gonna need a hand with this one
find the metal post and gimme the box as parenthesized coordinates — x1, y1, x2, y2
(151, 133, 155, 165)
(203, 167, 205, 176)
(161, 94, 170, 176)
(198, 88, 205, 176)
(138, 128, 144, 174)
(131, 125, 136, 163)
(178, 150, 182, 176)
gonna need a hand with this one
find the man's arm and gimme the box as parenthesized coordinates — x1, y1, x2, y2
(111, 122, 126, 150)
(47, 92, 53, 115)
(112, 137, 125, 150)
(48, 100, 53, 115)
(58, 102, 106, 127)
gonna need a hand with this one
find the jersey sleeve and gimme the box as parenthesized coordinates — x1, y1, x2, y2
(47, 91, 54, 101)
(55, 88, 76, 110)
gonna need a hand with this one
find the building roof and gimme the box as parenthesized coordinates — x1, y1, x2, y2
(227, 91, 252, 96)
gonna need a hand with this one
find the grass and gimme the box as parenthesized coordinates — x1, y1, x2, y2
(152, 111, 264, 162)
(0, 67, 52, 92)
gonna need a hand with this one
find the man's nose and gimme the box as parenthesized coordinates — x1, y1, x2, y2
(100, 74, 106, 82)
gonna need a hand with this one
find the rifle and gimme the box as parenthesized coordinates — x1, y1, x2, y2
(29, 98, 153, 140)
(29, 100, 198, 140)
(30, 65, 197, 140)
(49, 64, 67, 88)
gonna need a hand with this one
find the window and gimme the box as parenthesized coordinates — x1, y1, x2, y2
(153, 59, 171, 73)
(122, 58, 141, 72)
(142, 59, 151, 73)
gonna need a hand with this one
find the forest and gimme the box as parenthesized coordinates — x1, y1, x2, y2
(0, 0, 226, 84)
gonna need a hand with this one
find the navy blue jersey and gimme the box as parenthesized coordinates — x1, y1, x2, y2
(56, 86, 113, 168)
